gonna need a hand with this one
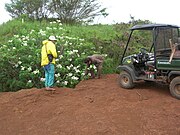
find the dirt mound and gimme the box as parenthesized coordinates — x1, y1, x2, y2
(0, 74, 179, 135)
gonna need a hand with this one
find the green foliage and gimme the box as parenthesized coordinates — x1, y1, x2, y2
(5, 0, 107, 24)
(0, 20, 113, 91)
(0, 19, 151, 92)
(5, 0, 51, 20)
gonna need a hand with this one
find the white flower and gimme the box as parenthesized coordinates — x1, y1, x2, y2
(30, 29, 35, 33)
(14, 35, 19, 38)
(28, 55, 32, 58)
(75, 69, 80, 73)
(59, 55, 63, 59)
(66, 66, 70, 70)
(79, 39, 84, 41)
(90, 65, 96, 69)
(55, 59, 59, 62)
(55, 73, 60, 78)
(18, 61, 22, 65)
(33, 69, 40, 74)
(72, 76, 79, 80)
(38, 29, 46, 36)
(73, 50, 78, 53)
(63, 81, 68, 85)
(13, 47, 16, 49)
(82, 72, 85, 76)
(23, 41, 28, 46)
(73, 67, 80, 73)
(56, 80, 60, 83)
(46, 27, 52, 30)
(57, 20, 61, 23)
(21, 66, 25, 70)
(40, 78, 45, 82)
(28, 80, 32, 83)
(68, 73, 73, 77)
(67, 50, 74, 55)
(32, 38, 36, 41)
(27, 67, 32, 72)
(14, 64, 18, 68)
(103, 54, 108, 57)
(70, 64, 73, 68)
(56, 64, 62, 68)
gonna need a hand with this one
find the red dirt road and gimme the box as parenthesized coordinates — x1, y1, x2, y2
(0, 74, 179, 135)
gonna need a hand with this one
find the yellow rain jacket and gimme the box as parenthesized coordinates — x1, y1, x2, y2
(41, 40, 57, 66)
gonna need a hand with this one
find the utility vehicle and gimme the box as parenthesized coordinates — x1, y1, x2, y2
(118, 24, 180, 99)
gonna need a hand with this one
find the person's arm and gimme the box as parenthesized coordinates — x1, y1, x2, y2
(50, 43, 57, 58)
(85, 63, 90, 75)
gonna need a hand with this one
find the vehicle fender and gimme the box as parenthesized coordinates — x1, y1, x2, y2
(117, 65, 136, 81)
(168, 71, 180, 80)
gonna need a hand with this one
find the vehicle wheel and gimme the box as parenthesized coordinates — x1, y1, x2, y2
(119, 71, 135, 89)
(169, 76, 180, 100)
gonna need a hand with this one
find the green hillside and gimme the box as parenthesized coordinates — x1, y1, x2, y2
(0, 18, 150, 91)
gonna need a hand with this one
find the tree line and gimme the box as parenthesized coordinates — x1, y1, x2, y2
(5, 0, 108, 24)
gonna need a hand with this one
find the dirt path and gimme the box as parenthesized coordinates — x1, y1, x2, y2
(0, 74, 179, 135)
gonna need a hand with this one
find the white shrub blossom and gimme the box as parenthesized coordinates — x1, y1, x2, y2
(56, 80, 60, 83)
(28, 80, 32, 83)
(62, 81, 68, 86)
(72, 76, 79, 80)
(68, 73, 73, 77)
(56, 64, 62, 68)
(55, 73, 61, 78)
(40, 78, 45, 82)
(27, 67, 32, 72)
(66, 66, 71, 70)
(21, 66, 25, 70)
(33, 69, 40, 74)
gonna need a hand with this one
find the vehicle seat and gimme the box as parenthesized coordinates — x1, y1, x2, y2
(169, 39, 180, 62)
(174, 50, 180, 58)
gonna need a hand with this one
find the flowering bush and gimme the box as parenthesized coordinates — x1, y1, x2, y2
(0, 21, 106, 91)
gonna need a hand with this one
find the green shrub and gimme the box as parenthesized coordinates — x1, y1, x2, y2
(0, 19, 150, 92)
(0, 20, 111, 91)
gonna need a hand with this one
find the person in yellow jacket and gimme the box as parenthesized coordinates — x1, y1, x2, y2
(41, 36, 58, 91)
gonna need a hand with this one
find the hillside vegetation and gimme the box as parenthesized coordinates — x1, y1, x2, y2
(0, 18, 151, 92)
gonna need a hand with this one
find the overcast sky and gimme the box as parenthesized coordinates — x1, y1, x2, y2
(1, 0, 180, 26)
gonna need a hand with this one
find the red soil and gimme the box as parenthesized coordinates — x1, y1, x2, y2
(0, 74, 179, 135)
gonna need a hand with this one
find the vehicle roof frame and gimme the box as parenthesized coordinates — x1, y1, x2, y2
(120, 24, 180, 65)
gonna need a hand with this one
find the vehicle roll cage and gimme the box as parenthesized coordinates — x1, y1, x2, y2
(121, 24, 180, 64)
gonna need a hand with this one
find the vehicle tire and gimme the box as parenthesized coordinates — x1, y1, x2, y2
(119, 71, 135, 89)
(169, 76, 180, 100)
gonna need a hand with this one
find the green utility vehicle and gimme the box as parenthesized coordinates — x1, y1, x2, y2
(118, 24, 180, 99)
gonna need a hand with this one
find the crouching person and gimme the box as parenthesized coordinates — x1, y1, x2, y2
(84, 54, 104, 79)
